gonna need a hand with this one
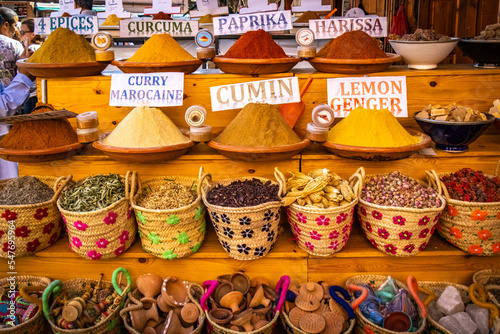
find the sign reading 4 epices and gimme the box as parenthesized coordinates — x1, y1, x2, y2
(34, 16, 98, 35)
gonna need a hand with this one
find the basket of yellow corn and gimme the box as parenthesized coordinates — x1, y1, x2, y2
(276, 168, 361, 256)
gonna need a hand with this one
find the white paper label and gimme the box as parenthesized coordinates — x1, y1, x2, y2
(97, 0, 131, 18)
(120, 20, 198, 37)
(110, 73, 184, 107)
(239, 0, 278, 14)
(327, 76, 407, 117)
(213, 10, 292, 35)
(292, 0, 331, 12)
(56, 0, 74, 14)
(190, 0, 229, 18)
(210, 77, 300, 111)
(144, 0, 181, 15)
(309, 17, 387, 39)
(34, 16, 98, 35)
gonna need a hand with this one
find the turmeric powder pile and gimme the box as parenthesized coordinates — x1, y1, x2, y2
(328, 107, 420, 147)
(101, 14, 121, 26)
(27, 27, 95, 63)
(127, 34, 195, 62)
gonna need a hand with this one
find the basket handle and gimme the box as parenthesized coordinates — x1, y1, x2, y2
(407, 276, 427, 318)
(274, 168, 287, 198)
(348, 167, 365, 198)
(112, 267, 132, 296)
(42, 280, 63, 320)
(469, 283, 499, 328)
(345, 284, 368, 311)
(130, 171, 141, 200)
(329, 286, 355, 319)
(53, 175, 73, 199)
(274, 275, 290, 315)
(496, 160, 500, 177)
(118, 292, 145, 319)
(20, 285, 45, 309)
(125, 171, 139, 200)
(426, 170, 449, 200)
(201, 280, 218, 312)
(417, 286, 435, 307)
(197, 166, 210, 198)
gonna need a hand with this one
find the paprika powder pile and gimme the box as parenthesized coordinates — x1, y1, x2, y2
(319, 30, 388, 59)
(223, 29, 288, 59)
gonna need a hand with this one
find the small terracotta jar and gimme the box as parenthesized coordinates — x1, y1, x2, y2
(161, 277, 190, 308)
(137, 274, 163, 300)
(129, 303, 160, 332)
(208, 308, 233, 325)
(230, 272, 251, 295)
(165, 310, 194, 334)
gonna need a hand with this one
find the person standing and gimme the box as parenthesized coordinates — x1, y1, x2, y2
(74, 0, 97, 16)
(0, 7, 23, 88)
(19, 18, 42, 114)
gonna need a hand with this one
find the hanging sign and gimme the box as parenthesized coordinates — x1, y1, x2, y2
(97, 0, 131, 18)
(34, 16, 98, 35)
(189, 0, 229, 18)
(327, 76, 407, 117)
(120, 20, 198, 37)
(50, 0, 80, 17)
(110, 73, 184, 107)
(213, 10, 292, 35)
(239, 0, 278, 14)
(309, 17, 387, 39)
(292, 0, 330, 12)
(144, 0, 181, 15)
(210, 77, 300, 111)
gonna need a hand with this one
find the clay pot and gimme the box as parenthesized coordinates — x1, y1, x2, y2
(161, 277, 190, 307)
(230, 308, 254, 332)
(262, 284, 278, 302)
(142, 327, 157, 334)
(141, 297, 158, 310)
(220, 291, 244, 314)
(137, 274, 164, 300)
(383, 311, 412, 332)
(129, 302, 160, 332)
(288, 307, 307, 327)
(250, 277, 270, 289)
(295, 294, 321, 312)
(300, 282, 324, 301)
(208, 308, 233, 325)
(249, 286, 271, 308)
(209, 296, 220, 309)
(329, 298, 349, 322)
(217, 274, 231, 283)
(299, 313, 326, 334)
(289, 279, 301, 295)
(321, 282, 331, 299)
(252, 303, 271, 319)
(165, 310, 193, 334)
(230, 272, 251, 295)
(157, 294, 173, 313)
(238, 297, 247, 313)
(214, 281, 234, 304)
(181, 302, 199, 325)
(253, 319, 269, 330)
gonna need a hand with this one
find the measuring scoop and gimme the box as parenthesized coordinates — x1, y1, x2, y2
(279, 77, 314, 128)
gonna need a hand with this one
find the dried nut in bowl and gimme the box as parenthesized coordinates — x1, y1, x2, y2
(161, 277, 190, 307)
(215, 281, 234, 304)
(321, 311, 344, 334)
(208, 308, 233, 325)
(230, 272, 251, 295)
(230, 308, 254, 332)
(299, 313, 326, 333)
(129, 303, 160, 332)
(220, 291, 244, 314)
(289, 307, 307, 327)
(181, 302, 199, 324)
(300, 282, 324, 300)
(249, 286, 271, 308)
(295, 293, 321, 312)
(329, 298, 349, 321)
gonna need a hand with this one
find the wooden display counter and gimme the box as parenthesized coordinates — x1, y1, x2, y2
(3, 65, 500, 289)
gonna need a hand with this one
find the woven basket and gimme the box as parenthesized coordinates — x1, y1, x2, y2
(201, 169, 284, 260)
(57, 172, 137, 260)
(473, 269, 500, 308)
(277, 169, 361, 256)
(345, 275, 426, 334)
(0, 175, 71, 258)
(0, 275, 51, 334)
(354, 167, 446, 257)
(427, 162, 500, 256)
(131, 168, 207, 260)
(120, 282, 205, 333)
(45, 278, 126, 334)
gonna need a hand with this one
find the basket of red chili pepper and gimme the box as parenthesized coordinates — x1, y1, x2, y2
(427, 161, 500, 256)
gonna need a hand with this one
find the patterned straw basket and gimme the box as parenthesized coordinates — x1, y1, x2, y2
(427, 162, 500, 256)
(57, 172, 137, 260)
(201, 170, 284, 260)
(345, 275, 427, 334)
(120, 282, 205, 334)
(473, 269, 500, 308)
(354, 167, 446, 257)
(131, 168, 207, 260)
(0, 275, 51, 334)
(44, 278, 126, 334)
(277, 169, 361, 256)
(0, 175, 71, 258)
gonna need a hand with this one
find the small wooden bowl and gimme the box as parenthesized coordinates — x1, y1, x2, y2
(213, 57, 302, 75)
(321, 130, 431, 161)
(0, 135, 84, 162)
(207, 139, 311, 162)
(16, 59, 110, 77)
(111, 59, 203, 74)
(308, 53, 401, 74)
(93, 133, 195, 163)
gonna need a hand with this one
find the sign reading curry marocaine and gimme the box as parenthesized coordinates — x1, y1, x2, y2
(213, 10, 293, 35)
(210, 77, 300, 111)
(119, 20, 199, 37)
(110, 73, 184, 107)
(34, 16, 98, 35)
(310, 17, 387, 39)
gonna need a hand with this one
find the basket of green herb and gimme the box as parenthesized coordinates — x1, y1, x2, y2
(130, 167, 208, 259)
(0, 175, 72, 258)
(57, 172, 137, 260)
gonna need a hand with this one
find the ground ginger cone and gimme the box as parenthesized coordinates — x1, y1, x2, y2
(127, 34, 195, 62)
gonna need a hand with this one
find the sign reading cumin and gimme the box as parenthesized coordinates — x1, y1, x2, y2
(210, 77, 300, 111)
(213, 10, 292, 35)
(309, 17, 387, 39)
(120, 20, 198, 37)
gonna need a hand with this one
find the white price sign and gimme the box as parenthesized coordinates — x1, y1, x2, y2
(309, 17, 387, 39)
(292, 0, 331, 12)
(239, 0, 278, 14)
(213, 10, 292, 35)
(34, 16, 98, 35)
(210, 77, 300, 111)
(110, 73, 185, 107)
(189, 0, 228, 18)
(97, 0, 131, 19)
(144, 0, 181, 15)
(327, 76, 407, 117)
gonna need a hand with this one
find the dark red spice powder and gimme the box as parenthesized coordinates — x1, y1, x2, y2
(223, 29, 288, 59)
(325, 30, 388, 59)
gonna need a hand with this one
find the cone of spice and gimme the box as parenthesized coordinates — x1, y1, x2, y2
(127, 34, 195, 62)
(223, 29, 288, 59)
(316, 30, 388, 59)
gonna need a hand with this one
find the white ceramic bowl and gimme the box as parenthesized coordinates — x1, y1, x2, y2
(389, 38, 459, 69)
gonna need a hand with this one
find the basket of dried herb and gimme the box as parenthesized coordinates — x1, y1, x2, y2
(427, 162, 500, 256)
(130, 167, 208, 260)
(201, 168, 285, 260)
(0, 175, 72, 258)
(57, 172, 137, 260)
(354, 167, 446, 257)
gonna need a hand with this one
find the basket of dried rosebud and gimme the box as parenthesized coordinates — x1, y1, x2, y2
(353, 167, 446, 257)
(427, 162, 500, 256)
